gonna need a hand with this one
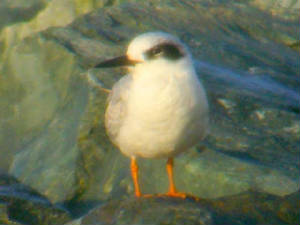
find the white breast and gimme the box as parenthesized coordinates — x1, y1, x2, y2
(116, 59, 209, 158)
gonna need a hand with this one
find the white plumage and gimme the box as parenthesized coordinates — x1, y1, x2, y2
(97, 31, 209, 197)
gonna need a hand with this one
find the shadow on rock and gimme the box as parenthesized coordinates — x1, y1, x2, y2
(0, 1, 47, 30)
(0, 172, 71, 225)
(75, 190, 300, 225)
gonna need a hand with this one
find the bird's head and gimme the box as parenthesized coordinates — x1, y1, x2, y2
(95, 31, 191, 70)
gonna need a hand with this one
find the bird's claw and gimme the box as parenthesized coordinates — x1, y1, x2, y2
(135, 192, 200, 201)
(166, 191, 187, 198)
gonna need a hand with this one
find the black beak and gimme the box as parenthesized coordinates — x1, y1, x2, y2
(95, 55, 140, 68)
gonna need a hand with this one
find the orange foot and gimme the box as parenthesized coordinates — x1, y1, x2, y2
(167, 191, 202, 201)
(136, 193, 183, 199)
(139, 192, 201, 201)
(166, 191, 187, 198)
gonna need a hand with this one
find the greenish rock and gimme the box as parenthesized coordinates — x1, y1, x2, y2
(0, 0, 46, 30)
(0, 0, 112, 75)
(276, 190, 300, 225)
(212, 190, 300, 225)
(68, 190, 299, 225)
(175, 150, 299, 198)
(288, 41, 300, 52)
(80, 197, 217, 225)
(1, 33, 88, 202)
(40, 0, 299, 207)
(8, 197, 70, 225)
(0, 203, 23, 225)
(0, 0, 299, 222)
(66, 218, 82, 225)
(250, 0, 299, 19)
(0, 172, 72, 225)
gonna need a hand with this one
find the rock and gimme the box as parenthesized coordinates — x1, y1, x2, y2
(0, 0, 299, 219)
(211, 190, 300, 225)
(0, 0, 110, 77)
(79, 197, 217, 225)
(250, 0, 300, 19)
(0, 0, 46, 30)
(0, 203, 23, 225)
(0, 172, 72, 225)
(1, 33, 88, 202)
(276, 190, 300, 224)
(69, 190, 300, 225)
(175, 150, 299, 198)
(42, 1, 299, 206)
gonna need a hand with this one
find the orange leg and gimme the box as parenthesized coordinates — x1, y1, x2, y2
(166, 158, 186, 198)
(130, 156, 141, 197)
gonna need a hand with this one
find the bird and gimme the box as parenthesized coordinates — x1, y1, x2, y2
(95, 31, 209, 198)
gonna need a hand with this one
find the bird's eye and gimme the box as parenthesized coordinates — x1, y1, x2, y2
(151, 47, 162, 56)
(145, 43, 183, 60)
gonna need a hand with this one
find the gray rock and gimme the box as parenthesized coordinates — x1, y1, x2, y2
(0, 0, 299, 217)
(0, 0, 46, 30)
(250, 0, 300, 19)
(42, 0, 299, 204)
(0, 203, 23, 225)
(0, 172, 71, 225)
(70, 190, 299, 225)
(1, 34, 88, 202)
(80, 197, 216, 225)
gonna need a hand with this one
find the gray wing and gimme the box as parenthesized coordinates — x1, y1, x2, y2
(104, 75, 132, 146)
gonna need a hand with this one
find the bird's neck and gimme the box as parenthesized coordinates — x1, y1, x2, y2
(131, 58, 195, 81)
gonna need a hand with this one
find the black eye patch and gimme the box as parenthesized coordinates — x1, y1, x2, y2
(145, 43, 184, 60)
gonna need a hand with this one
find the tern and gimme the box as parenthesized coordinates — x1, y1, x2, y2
(95, 31, 209, 198)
